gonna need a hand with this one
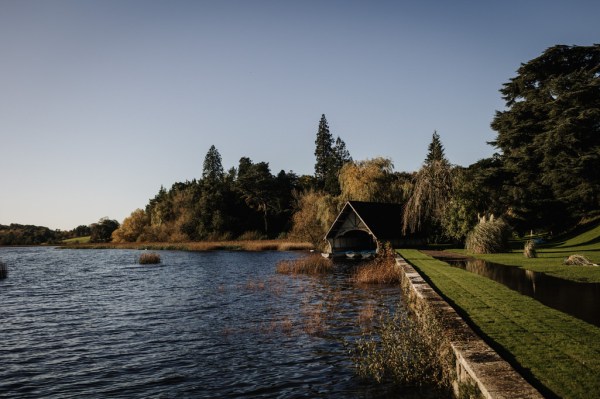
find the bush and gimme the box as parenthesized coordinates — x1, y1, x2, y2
(276, 254, 333, 275)
(351, 309, 451, 392)
(139, 252, 161, 264)
(465, 215, 511, 254)
(523, 240, 537, 258)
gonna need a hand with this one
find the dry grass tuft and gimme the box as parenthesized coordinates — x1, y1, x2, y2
(563, 254, 598, 266)
(358, 302, 377, 328)
(523, 240, 537, 258)
(138, 252, 161, 264)
(352, 243, 401, 284)
(276, 254, 333, 275)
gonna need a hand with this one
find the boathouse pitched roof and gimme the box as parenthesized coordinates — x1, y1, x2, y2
(325, 201, 404, 241)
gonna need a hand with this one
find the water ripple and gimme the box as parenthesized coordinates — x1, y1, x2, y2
(0, 247, 422, 398)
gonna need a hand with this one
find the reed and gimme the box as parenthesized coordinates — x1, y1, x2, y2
(138, 252, 161, 264)
(524, 240, 537, 258)
(0, 260, 7, 279)
(352, 243, 401, 284)
(465, 214, 511, 254)
(563, 254, 597, 266)
(276, 254, 333, 275)
(65, 239, 313, 252)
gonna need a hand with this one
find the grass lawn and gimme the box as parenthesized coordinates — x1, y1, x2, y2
(398, 248, 600, 399)
(449, 222, 600, 283)
(62, 236, 91, 244)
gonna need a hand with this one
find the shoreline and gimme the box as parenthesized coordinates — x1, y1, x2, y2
(57, 240, 314, 252)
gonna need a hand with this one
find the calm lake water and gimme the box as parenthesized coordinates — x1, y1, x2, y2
(0, 247, 422, 398)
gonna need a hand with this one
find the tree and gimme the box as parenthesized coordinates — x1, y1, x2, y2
(112, 209, 149, 242)
(338, 157, 405, 203)
(403, 132, 454, 239)
(202, 144, 225, 184)
(290, 189, 340, 249)
(236, 159, 276, 234)
(314, 114, 352, 194)
(197, 145, 228, 239)
(491, 44, 600, 231)
(90, 217, 120, 243)
(314, 114, 334, 185)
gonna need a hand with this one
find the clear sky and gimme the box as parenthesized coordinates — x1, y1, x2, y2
(1, 0, 599, 230)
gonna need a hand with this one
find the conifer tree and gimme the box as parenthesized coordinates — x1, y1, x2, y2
(491, 44, 600, 230)
(314, 114, 352, 194)
(314, 114, 334, 186)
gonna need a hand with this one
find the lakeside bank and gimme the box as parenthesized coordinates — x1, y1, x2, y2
(60, 240, 314, 252)
(399, 249, 600, 399)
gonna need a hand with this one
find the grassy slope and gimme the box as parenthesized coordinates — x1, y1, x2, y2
(398, 249, 600, 399)
(62, 236, 91, 244)
(451, 223, 600, 283)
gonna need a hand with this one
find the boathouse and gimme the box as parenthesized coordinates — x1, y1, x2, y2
(324, 201, 420, 256)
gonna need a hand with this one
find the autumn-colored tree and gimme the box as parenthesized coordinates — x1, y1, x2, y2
(112, 209, 149, 242)
(290, 189, 340, 249)
(338, 157, 407, 203)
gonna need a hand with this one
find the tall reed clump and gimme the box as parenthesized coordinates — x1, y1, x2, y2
(138, 252, 161, 265)
(276, 254, 333, 275)
(351, 309, 452, 394)
(465, 214, 511, 254)
(0, 260, 7, 279)
(352, 242, 401, 284)
(523, 240, 537, 258)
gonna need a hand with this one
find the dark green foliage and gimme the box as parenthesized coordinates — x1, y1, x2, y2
(89, 217, 120, 243)
(314, 114, 352, 194)
(491, 44, 600, 232)
(0, 224, 62, 245)
(425, 130, 445, 165)
(138, 146, 301, 242)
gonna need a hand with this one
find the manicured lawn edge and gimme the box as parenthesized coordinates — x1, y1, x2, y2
(398, 249, 600, 399)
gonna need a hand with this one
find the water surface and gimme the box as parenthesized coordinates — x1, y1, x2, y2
(0, 247, 421, 398)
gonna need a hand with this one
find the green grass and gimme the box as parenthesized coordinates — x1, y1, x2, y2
(449, 222, 600, 283)
(398, 248, 600, 399)
(62, 236, 91, 244)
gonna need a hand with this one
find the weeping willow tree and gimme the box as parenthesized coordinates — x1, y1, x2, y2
(402, 132, 454, 237)
(338, 157, 407, 203)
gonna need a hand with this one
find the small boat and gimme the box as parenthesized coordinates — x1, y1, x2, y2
(346, 252, 360, 259)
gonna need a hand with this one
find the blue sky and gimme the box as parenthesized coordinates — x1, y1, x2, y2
(1, 0, 599, 230)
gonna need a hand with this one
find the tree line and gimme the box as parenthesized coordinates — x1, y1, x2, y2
(3, 45, 597, 247)
(112, 45, 600, 247)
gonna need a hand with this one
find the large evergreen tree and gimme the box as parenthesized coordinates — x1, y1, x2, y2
(491, 44, 600, 231)
(314, 114, 351, 194)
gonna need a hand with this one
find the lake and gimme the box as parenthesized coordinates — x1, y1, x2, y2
(0, 247, 424, 398)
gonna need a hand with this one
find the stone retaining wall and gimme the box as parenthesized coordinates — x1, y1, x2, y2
(396, 256, 544, 399)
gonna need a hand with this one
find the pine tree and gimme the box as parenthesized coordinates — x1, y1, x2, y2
(314, 114, 334, 186)
(425, 131, 446, 166)
(202, 145, 224, 184)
